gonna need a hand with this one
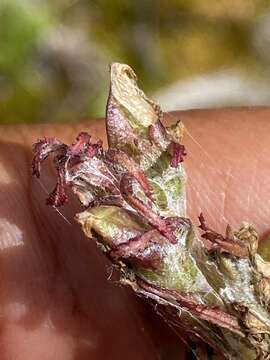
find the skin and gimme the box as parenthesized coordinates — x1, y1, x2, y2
(0, 108, 270, 359)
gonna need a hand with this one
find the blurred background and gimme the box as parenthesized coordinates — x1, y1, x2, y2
(1, 0, 270, 124)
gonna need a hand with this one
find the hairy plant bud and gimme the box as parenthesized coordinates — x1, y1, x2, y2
(33, 63, 270, 359)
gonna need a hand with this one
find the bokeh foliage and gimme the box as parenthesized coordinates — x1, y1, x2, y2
(0, 0, 269, 123)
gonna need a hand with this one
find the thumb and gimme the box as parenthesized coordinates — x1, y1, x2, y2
(174, 108, 270, 239)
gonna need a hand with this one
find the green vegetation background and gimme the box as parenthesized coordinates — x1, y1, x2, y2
(0, 0, 269, 124)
